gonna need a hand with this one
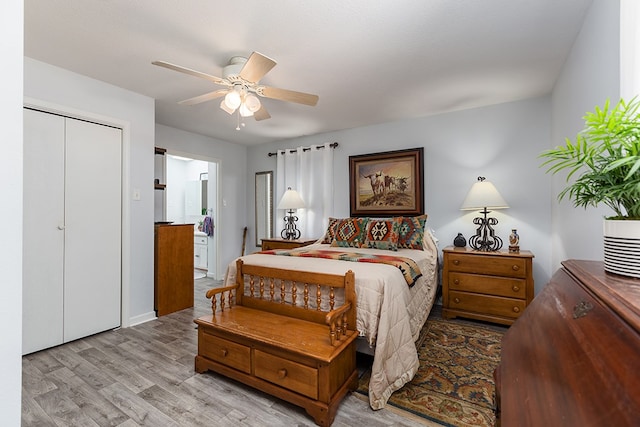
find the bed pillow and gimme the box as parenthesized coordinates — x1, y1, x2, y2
(396, 215, 428, 250)
(364, 217, 402, 251)
(321, 217, 341, 244)
(330, 217, 368, 248)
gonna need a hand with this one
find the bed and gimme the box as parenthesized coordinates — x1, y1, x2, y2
(222, 216, 439, 410)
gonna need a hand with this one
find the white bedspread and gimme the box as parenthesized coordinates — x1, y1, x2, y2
(223, 235, 439, 410)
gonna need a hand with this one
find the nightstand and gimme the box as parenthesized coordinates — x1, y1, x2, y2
(442, 246, 534, 326)
(260, 237, 317, 251)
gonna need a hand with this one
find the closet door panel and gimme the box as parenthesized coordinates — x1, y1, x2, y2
(63, 118, 122, 342)
(22, 109, 65, 354)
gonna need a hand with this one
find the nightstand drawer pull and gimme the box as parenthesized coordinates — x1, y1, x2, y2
(512, 265, 520, 271)
(221, 349, 228, 357)
(454, 297, 461, 304)
(278, 368, 288, 379)
(453, 260, 460, 266)
(512, 285, 520, 292)
(512, 307, 520, 313)
(453, 279, 460, 285)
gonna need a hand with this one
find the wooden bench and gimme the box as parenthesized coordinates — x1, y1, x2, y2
(194, 259, 359, 426)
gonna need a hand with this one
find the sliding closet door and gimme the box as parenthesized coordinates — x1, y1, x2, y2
(22, 109, 65, 354)
(64, 118, 122, 342)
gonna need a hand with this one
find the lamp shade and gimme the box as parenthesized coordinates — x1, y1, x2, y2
(277, 187, 305, 210)
(460, 177, 509, 210)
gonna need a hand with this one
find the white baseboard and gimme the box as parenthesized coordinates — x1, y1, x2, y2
(128, 311, 157, 327)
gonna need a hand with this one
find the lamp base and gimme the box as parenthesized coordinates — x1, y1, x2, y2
(468, 208, 503, 251)
(281, 210, 301, 240)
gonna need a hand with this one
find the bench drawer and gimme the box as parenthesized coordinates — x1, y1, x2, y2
(254, 349, 318, 399)
(200, 331, 251, 374)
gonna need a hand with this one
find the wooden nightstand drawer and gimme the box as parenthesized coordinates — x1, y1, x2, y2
(448, 291, 525, 319)
(448, 272, 526, 298)
(255, 349, 319, 399)
(199, 331, 251, 374)
(447, 253, 528, 278)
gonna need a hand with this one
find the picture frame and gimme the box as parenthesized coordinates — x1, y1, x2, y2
(349, 147, 424, 217)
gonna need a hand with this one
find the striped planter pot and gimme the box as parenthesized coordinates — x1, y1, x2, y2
(603, 219, 640, 279)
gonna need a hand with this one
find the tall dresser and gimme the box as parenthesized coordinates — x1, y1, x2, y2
(154, 223, 194, 316)
(495, 260, 640, 426)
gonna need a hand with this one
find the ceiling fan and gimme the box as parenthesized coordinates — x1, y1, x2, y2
(152, 52, 319, 126)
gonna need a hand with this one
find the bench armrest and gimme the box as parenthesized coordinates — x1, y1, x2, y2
(205, 284, 239, 314)
(325, 302, 353, 346)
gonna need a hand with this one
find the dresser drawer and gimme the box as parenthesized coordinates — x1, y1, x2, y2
(447, 253, 527, 278)
(448, 290, 525, 319)
(448, 272, 526, 299)
(199, 332, 251, 374)
(255, 349, 318, 399)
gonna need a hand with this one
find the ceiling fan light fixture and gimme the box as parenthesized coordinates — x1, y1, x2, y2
(239, 103, 254, 117)
(220, 99, 235, 115)
(244, 93, 261, 113)
(223, 90, 241, 110)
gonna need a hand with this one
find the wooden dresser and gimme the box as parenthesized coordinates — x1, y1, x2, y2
(154, 223, 194, 316)
(442, 246, 534, 325)
(495, 260, 640, 426)
(260, 237, 317, 251)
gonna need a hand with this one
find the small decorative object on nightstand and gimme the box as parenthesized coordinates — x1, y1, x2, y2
(453, 233, 467, 247)
(442, 246, 534, 326)
(509, 229, 520, 253)
(260, 237, 317, 251)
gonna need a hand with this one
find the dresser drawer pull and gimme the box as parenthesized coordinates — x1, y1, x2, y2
(221, 349, 228, 357)
(278, 368, 288, 379)
(573, 301, 593, 319)
(512, 285, 520, 292)
(454, 297, 460, 304)
(512, 265, 520, 271)
(512, 307, 520, 313)
(453, 260, 460, 266)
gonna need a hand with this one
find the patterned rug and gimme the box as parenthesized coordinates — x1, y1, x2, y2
(356, 318, 504, 426)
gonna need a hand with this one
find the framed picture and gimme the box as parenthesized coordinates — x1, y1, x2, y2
(349, 147, 424, 217)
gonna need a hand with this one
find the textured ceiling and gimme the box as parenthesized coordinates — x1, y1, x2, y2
(24, 0, 593, 146)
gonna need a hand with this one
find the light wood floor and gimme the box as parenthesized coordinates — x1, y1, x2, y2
(22, 277, 429, 426)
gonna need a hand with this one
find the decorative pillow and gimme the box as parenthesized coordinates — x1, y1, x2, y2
(321, 217, 341, 244)
(363, 217, 402, 251)
(397, 215, 428, 250)
(330, 217, 368, 248)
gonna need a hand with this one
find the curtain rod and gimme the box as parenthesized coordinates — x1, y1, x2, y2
(267, 142, 339, 157)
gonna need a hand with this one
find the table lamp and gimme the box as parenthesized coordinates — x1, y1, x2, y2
(277, 187, 305, 240)
(460, 177, 509, 251)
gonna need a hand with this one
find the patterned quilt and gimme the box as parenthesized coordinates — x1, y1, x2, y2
(261, 249, 422, 286)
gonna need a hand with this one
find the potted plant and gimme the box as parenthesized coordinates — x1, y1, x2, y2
(540, 97, 640, 278)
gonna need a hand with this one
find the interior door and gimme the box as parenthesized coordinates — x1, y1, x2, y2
(63, 118, 122, 342)
(22, 109, 65, 354)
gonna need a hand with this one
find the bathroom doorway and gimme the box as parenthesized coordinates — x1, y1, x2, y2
(163, 151, 220, 281)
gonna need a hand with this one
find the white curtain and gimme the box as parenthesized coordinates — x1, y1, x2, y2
(276, 142, 334, 240)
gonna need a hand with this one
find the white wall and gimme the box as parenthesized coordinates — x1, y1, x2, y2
(0, 1, 23, 422)
(155, 124, 247, 279)
(550, 0, 621, 268)
(24, 57, 157, 325)
(248, 96, 554, 293)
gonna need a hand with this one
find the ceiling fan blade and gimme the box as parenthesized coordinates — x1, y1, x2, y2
(239, 52, 276, 83)
(257, 86, 319, 106)
(178, 89, 229, 106)
(152, 61, 228, 86)
(254, 105, 271, 121)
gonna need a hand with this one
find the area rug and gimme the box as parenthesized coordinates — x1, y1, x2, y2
(356, 319, 504, 426)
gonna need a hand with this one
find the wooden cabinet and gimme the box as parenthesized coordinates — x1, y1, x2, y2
(495, 260, 640, 426)
(260, 237, 317, 251)
(154, 224, 194, 316)
(442, 246, 534, 326)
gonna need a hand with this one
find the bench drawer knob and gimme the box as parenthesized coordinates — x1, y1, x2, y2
(278, 369, 288, 379)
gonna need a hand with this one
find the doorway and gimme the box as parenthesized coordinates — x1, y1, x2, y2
(162, 151, 220, 281)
